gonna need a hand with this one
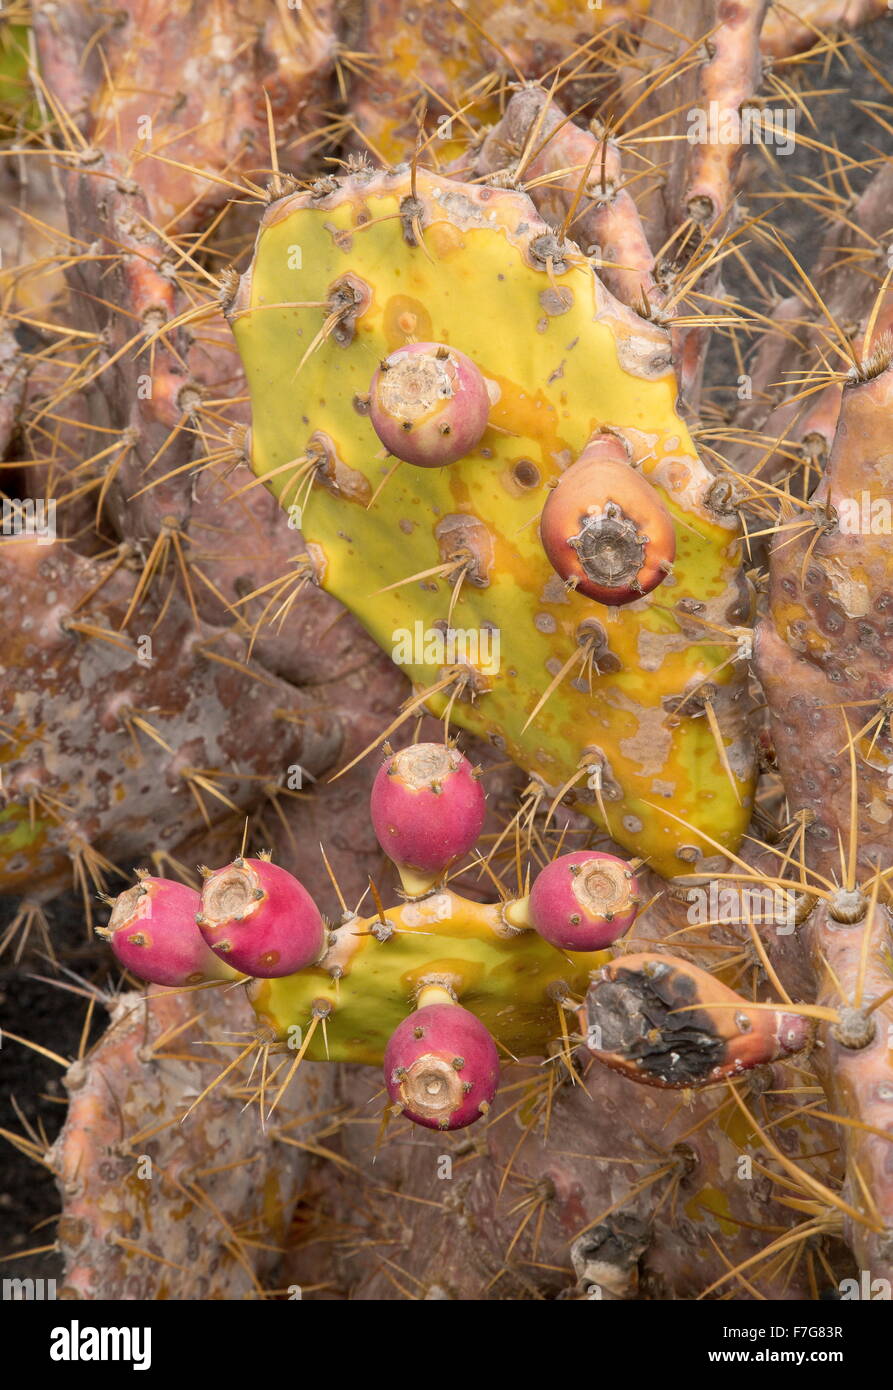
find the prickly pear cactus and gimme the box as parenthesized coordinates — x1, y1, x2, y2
(49, 985, 331, 1300)
(228, 165, 755, 879)
(3, 0, 893, 1308)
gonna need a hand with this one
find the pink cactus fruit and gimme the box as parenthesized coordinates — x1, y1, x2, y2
(100, 874, 238, 986)
(368, 341, 491, 467)
(384, 993, 500, 1130)
(528, 850, 641, 952)
(370, 742, 486, 889)
(197, 855, 325, 978)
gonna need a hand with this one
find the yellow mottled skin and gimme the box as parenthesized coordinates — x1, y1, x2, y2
(231, 169, 754, 879)
(248, 888, 609, 1063)
(350, 0, 649, 165)
(0, 800, 53, 888)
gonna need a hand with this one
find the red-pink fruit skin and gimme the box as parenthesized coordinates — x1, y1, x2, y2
(369, 343, 490, 468)
(198, 858, 325, 978)
(529, 851, 639, 951)
(384, 1003, 499, 1130)
(109, 878, 230, 987)
(370, 751, 486, 874)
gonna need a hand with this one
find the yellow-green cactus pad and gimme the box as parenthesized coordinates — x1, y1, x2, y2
(229, 167, 754, 880)
(248, 888, 608, 1063)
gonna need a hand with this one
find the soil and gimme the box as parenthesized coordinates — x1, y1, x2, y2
(0, 894, 109, 1284)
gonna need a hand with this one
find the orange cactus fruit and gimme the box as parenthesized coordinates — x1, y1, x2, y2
(540, 434, 676, 605)
(581, 952, 813, 1089)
